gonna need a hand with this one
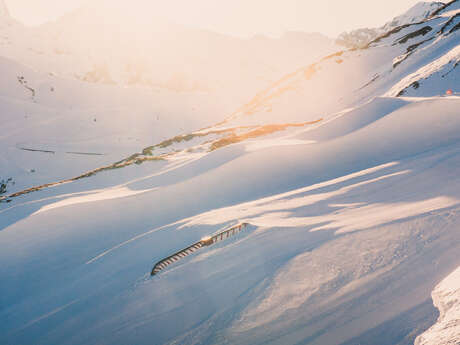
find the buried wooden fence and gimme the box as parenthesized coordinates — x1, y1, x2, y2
(150, 223, 249, 276)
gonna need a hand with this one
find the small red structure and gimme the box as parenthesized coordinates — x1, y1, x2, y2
(446, 89, 453, 96)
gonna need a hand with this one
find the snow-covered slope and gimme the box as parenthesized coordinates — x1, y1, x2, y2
(0, 52, 238, 195)
(204, 4, 459, 130)
(337, 1, 447, 48)
(415, 266, 460, 345)
(0, 1, 459, 345)
(2, 96, 460, 345)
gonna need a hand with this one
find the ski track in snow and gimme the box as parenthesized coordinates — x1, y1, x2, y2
(85, 220, 185, 265)
(11, 299, 80, 334)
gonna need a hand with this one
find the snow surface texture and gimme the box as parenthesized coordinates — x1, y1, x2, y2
(415, 266, 460, 345)
(0, 1, 460, 345)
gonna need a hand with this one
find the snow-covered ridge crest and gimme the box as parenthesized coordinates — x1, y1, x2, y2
(415, 266, 460, 345)
(337, 1, 445, 48)
(394, 1, 446, 23)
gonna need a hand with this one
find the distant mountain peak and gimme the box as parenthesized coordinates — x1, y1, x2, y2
(337, 1, 445, 48)
(388, 1, 446, 25)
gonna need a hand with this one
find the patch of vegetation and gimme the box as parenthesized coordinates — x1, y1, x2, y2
(0, 178, 14, 203)
(112, 153, 167, 167)
(3, 119, 323, 202)
(4, 151, 168, 201)
(17, 76, 36, 99)
(158, 133, 203, 149)
(0, 178, 12, 194)
(142, 129, 234, 155)
(210, 120, 322, 151)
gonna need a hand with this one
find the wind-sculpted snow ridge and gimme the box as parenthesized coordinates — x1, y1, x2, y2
(415, 266, 460, 345)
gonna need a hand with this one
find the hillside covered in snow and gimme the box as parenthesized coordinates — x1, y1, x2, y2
(0, 1, 459, 345)
(337, 1, 447, 48)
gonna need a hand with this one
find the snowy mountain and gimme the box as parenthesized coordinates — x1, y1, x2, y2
(0, 0, 338, 105)
(388, 1, 447, 25)
(337, 1, 446, 48)
(0, 1, 459, 345)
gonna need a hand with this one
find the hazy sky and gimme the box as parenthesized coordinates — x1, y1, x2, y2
(5, 0, 431, 37)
